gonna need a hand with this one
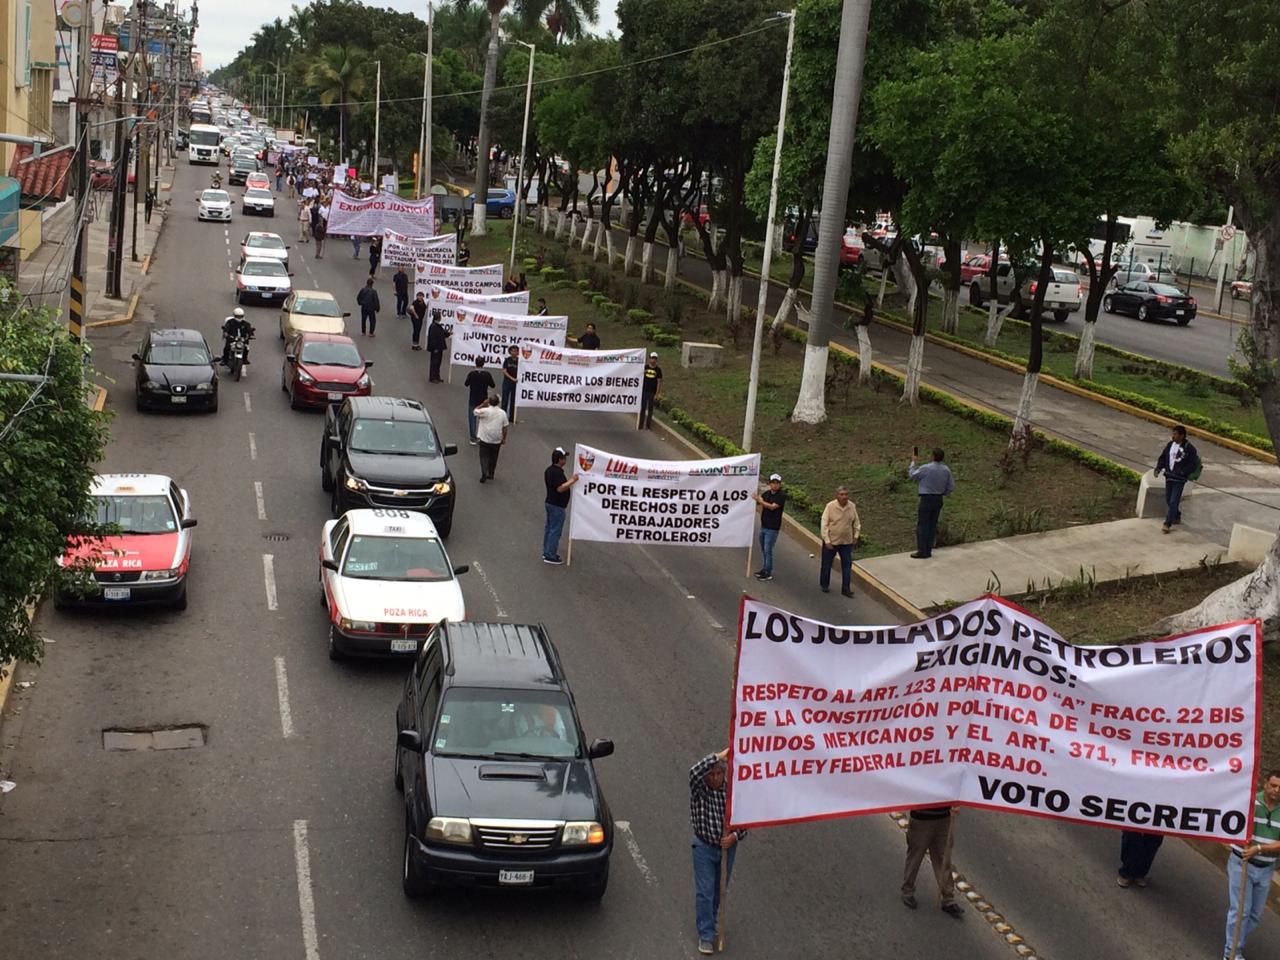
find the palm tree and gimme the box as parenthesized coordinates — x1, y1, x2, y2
(307, 45, 368, 159)
(524, 0, 599, 42)
(463, 0, 511, 237)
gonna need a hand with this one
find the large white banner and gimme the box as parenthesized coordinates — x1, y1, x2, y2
(428, 283, 529, 336)
(382, 230, 456, 269)
(414, 262, 504, 301)
(570, 445, 761, 547)
(451, 308, 568, 369)
(728, 596, 1261, 842)
(517, 347, 646, 413)
(325, 191, 435, 237)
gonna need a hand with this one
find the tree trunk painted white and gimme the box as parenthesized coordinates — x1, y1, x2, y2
(773, 287, 797, 329)
(623, 236, 637, 275)
(555, 211, 567, 240)
(581, 219, 595, 252)
(984, 299, 1009, 346)
(877, 264, 889, 308)
(640, 241, 654, 283)
(941, 287, 960, 334)
(566, 215, 577, 245)
(604, 229, 615, 265)
(895, 251, 918, 319)
(1074, 320, 1097, 379)
(1150, 533, 1280, 644)
(855, 324, 873, 383)
(726, 274, 743, 324)
(900, 334, 924, 406)
(708, 269, 727, 312)
(1011, 371, 1040, 439)
(664, 247, 678, 291)
(792, 343, 830, 424)
(540, 205, 551, 234)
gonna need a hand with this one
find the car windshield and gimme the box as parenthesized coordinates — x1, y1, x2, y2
(349, 419, 438, 456)
(93, 494, 177, 534)
(190, 129, 220, 146)
(1150, 283, 1184, 297)
(246, 235, 284, 250)
(201, 191, 229, 203)
(434, 689, 581, 759)
(300, 341, 362, 367)
(146, 340, 210, 365)
(242, 260, 286, 277)
(1051, 269, 1078, 283)
(294, 296, 342, 317)
(245, 190, 273, 201)
(341, 534, 451, 581)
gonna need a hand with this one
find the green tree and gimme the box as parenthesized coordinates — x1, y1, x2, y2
(307, 44, 369, 158)
(521, 0, 600, 42)
(0, 295, 110, 667)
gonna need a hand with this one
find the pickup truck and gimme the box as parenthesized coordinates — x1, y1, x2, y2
(968, 264, 1082, 321)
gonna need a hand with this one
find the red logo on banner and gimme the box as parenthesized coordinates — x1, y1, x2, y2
(578, 451, 596, 472)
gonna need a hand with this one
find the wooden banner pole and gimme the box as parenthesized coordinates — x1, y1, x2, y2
(1227, 850, 1251, 960)
(715, 847, 728, 952)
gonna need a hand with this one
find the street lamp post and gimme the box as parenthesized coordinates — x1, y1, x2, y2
(373, 60, 382, 189)
(416, 3, 434, 199)
(509, 39, 535, 277)
(743, 10, 797, 452)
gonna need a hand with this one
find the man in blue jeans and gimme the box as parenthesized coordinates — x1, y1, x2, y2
(1154, 424, 1200, 534)
(690, 748, 745, 955)
(542, 447, 578, 564)
(1223, 770, 1280, 960)
(752, 473, 786, 581)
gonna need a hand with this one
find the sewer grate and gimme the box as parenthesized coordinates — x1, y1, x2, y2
(103, 724, 207, 751)
(262, 532, 290, 542)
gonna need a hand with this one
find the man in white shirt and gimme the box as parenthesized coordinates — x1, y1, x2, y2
(473, 393, 509, 483)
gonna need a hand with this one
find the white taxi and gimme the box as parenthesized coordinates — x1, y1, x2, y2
(319, 509, 467, 660)
(56, 473, 197, 610)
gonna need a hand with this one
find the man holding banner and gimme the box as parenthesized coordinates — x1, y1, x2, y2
(542, 447, 578, 565)
(690, 749, 746, 955)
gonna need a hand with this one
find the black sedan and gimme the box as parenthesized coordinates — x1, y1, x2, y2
(1103, 281, 1197, 326)
(132, 328, 219, 412)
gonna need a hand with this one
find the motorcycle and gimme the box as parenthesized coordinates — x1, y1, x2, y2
(227, 330, 253, 382)
(210, 173, 223, 190)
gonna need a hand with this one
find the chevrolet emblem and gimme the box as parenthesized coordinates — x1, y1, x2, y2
(393, 489, 407, 497)
(509, 834, 528, 845)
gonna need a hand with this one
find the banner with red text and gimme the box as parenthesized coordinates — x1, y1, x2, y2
(381, 230, 456, 268)
(450, 308, 568, 369)
(427, 283, 529, 336)
(414, 262, 504, 301)
(727, 596, 1261, 842)
(517, 346, 646, 413)
(325, 191, 435, 237)
(569, 445, 761, 548)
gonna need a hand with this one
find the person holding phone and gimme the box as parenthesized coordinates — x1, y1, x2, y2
(907, 447, 955, 559)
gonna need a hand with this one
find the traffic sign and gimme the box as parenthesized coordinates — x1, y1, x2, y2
(1221, 224, 1237, 241)
(60, 0, 85, 27)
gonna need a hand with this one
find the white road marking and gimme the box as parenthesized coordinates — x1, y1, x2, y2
(254, 480, 267, 520)
(292, 820, 321, 960)
(639, 547, 724, 631)
(471, 560, 508, 619)
(248, 432, 258, 460)
(243, 391, 252, 412)
(274, 656, 295, 738)
(262, 553, 278, 610)
(615, 820, 657, 886)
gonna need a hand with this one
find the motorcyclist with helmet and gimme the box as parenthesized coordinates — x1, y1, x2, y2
(221, 307, 255, 366)
(210, 171, 223, 189)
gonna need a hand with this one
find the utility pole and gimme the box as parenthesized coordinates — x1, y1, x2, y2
(106, 2, 136, 299)
(416, 3, 433, 199)
(509, 40, 534, 277)
(373, 60, 381, 189)
(131, 0, 150, 263)
(68, 0, 93, 341)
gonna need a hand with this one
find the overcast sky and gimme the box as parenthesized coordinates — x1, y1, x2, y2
(197, 1, 621, 70)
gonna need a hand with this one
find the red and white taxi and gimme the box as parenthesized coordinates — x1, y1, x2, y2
(320, 509, 466, 660)
(56, 473, 197, 610)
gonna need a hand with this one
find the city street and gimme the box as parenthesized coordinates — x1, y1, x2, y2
(0, 159, 1275, 960)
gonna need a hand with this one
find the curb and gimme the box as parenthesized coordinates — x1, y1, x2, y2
(0, 605, 35, 736)
(86, 291, 139, 329)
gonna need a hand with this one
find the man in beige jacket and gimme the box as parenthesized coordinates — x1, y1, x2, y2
(820, 486, 861, 597)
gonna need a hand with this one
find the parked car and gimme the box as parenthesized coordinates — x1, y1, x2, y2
(1231, 279, 1253, 301)
(1107, 262, 1160, 289)
(840, 230, 863, 266)
(956, 253, 1006, 282)
(90, 160, 136, 191)
(485, 188, 516, 219)
(1027, 268, 1084, 322)
(681, 204, 711, 227)
(394, 621, 615, 899)
(1102, 281, 1197, 325)
(132, 328, 219, 412)
(282, 332, 372, 409)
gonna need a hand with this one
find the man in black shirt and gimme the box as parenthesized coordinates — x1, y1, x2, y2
(463, 356, 495, 444)
(501, 345, 519, 419)
(752, 473, 786, 581)
(426, 308, 448, 380)
(639, 351, 662, 429)
(408, 291, 428, 350)
(536, 297, 549, 316)
(578, 323, 601, 350)
(542, 446, 579, 564)
(393, 265, 410, 318)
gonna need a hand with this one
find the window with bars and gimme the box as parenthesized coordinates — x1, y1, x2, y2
(30, 67, 54, 136)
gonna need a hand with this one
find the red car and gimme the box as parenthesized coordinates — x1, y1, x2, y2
(282, 332, 372, 409)
(89, 160, 136, 191)
(245, 172, 271, 191)
(956, 254, 1007, 282)
(680, 204, 710, 226)
(841, 230, 863, 265)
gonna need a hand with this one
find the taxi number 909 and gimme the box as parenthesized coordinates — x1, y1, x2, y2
(371, 509, 412, 519)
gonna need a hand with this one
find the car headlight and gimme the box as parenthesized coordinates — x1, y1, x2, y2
(297, 370, 315, 384)
(344, 475, 368, 492)
(356, 374, 371, 388)
(425, 817, 473, 845)
(431, 482, 451, 495)
(141, 569, 175, 581)
(562, 822, 606, 846)
(141, 380, 159, 390)
(338, 617, 378, 632)
(191, 382, 214, 393)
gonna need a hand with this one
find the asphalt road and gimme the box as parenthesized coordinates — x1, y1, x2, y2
(0, 160, 1275, 960)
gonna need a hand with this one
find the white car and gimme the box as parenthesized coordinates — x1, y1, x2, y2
(319, 509, 468, 659)
(235, 257, 293, 305)
(240, 231, 290, 267)
(242, 188, 275, 218)
(198, 189, 232, 221)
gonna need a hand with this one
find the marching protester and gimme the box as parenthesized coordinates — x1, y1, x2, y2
(393, 265, 410, 318)
(426, 309, 448, 381)
(639, 352, 662, 430)
(542, 446, 578, 565)
(819, 485, 860, 598)
(752, 473, 786, 581)
(369, 234, 383, 273)
(464, 356, 495, 444)
(458, 240, 471, 267)
(473, 393, 509, 483)
(536, 297, 549, 316)
(1223, 770, 1280, 960)
(501, 345, 519, 420)
(1117, 830, 1164, 889)
(907, 447, 955, 559)
(351, 232, 362, 259)
(901, 806, 963, 918)
(312, 199, 328, 258)
(578, 322, 601, 350)
(408, 291, 427, 351)
(355, 277, 380, 337)
(689, 748, 745, 955)
(297, 198, 311, 243)
(1154, 424, 1201, 534)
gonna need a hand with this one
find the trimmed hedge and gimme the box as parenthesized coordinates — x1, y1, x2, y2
(540, 267, 567, 282)
(627, 308, 655, 325)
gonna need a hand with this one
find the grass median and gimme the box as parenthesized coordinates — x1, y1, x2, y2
(466, 222, 1133, 559)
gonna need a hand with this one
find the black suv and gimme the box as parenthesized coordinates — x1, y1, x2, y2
(321, 396, 457, 536)
(394, 622, 615, 899)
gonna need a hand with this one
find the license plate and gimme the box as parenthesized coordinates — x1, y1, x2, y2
(103, 587, 130, 600)
(171, 396, 187, 404)
(390, 638, 417, 653)
(1176, 309, 1185, 316)
(498, 869, 534, 885)
(327, 391, 344, 401)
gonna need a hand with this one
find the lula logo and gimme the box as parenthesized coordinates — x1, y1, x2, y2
(520, 347, 534, 360)
(578, 451, 596, 472)
(605, 458, 639, 477)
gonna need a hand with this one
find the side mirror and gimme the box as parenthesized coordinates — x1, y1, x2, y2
(288, 273, 296, 278)
(180, 518, 198, 529)
(131, 353, 142, 362)
(321, 558, 339, 572)
(397, 729, 425, 754)
(285, 354, 297, 364)
(342, 311, 352, 318)
(286, 245, 292, 250)
(364, 361, 374, 369)
(326, 435, 342, 450)
(588, 738, 615, 760)
(443, 443, 458, 457)
(452, 564, 469, 576)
